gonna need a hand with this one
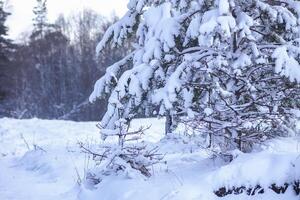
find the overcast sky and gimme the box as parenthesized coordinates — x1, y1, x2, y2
(6, 0, 128, 39)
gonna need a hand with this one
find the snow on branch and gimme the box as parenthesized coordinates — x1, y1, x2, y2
(91, 0, 300, 153)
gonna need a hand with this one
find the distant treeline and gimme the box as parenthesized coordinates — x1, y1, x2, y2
(0, 0, 130, 120)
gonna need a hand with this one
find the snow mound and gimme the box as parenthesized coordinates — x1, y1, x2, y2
(17, 149, 53, 175)
(210, 152, 300, 189)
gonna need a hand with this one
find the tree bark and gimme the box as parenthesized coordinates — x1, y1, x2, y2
(165, 114, 172, 135)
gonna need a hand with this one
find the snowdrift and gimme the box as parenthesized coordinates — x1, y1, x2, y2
(0, 118, 300, 200)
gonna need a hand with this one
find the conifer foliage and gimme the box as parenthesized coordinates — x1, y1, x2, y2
(90, 0, 300, 152)
(31, 0, 49, 39)
(0, 0, 11, 60)
(0, 0, 13, 109)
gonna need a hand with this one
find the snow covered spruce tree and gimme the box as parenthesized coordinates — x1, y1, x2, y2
(90, 0, 300, 153)
(82, 90, 163, 182)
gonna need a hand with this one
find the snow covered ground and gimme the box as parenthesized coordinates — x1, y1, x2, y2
(0, 118, 99, 200)
(0, 118, 299, 200)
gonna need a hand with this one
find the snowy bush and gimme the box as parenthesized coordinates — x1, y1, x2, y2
(82, 143, 163, 183)
(90, 0, 300, 153)
(80, 134, 163, 186)
(81, 98, 164, 185)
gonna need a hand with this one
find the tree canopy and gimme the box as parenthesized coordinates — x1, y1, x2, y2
(91, 0, 300, 152)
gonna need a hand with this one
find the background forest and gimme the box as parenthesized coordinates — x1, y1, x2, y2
(0, 0, 129, 120)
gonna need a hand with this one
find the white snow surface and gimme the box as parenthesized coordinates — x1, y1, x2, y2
(0, 118, 300, 200)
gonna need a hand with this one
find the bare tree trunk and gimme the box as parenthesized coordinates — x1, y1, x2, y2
(237, 131, 243, 152)
(165, 113, 172, 135)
